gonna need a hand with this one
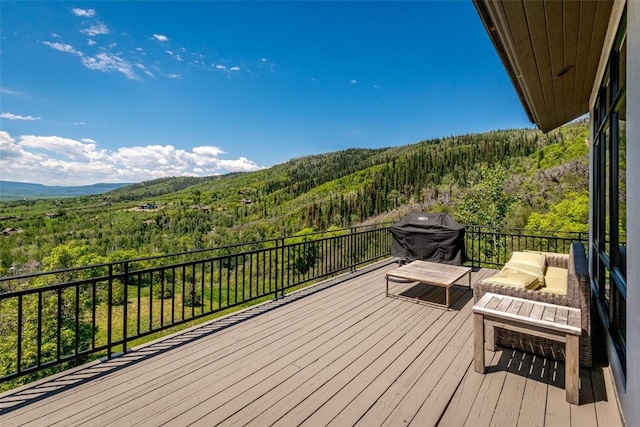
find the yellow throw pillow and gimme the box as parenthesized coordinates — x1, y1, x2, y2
(504, 251, 547, 285)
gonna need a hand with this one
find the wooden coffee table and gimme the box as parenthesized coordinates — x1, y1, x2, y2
(385, 260, 472, 309)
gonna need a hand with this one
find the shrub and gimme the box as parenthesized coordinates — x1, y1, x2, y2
(183, 282, 202, 307)
(110, 281, 127, 306)
(153, 282, 174, 299)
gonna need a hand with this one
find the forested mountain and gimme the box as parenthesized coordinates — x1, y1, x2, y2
(0, 121, 589, 276)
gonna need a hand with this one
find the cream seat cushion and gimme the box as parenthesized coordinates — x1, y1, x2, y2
(541, 266, 569, 295)
(482, 270, 540, 290)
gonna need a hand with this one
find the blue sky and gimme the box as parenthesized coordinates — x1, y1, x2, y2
(0, 1, 531, 186)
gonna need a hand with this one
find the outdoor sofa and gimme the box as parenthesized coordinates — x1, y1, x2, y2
(473, 242, 592, 367)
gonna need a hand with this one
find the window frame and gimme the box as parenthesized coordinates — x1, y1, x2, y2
(591, 9, 627, 375)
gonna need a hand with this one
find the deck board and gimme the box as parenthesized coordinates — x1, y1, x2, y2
(0, 260, 623, 427)
(545, 359, 573, 425)
(516, 354, 550, 426)
(490, 350, 531, 426)
(226, 301, 442, 426)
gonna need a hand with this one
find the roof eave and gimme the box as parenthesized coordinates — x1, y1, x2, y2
(472, 0, 537, 127)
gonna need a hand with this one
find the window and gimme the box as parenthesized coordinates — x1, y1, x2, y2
(591, 10, 626, 374)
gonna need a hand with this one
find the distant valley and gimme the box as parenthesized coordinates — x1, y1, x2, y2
(0, 181, 131, 200)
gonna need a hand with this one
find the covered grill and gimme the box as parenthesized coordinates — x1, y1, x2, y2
(390, 212, 466, 266)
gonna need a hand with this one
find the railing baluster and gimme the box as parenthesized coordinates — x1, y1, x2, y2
(171, 266, 176, 325)
(123, 262, 129, 354)
(242, 254, 246, 301)
(160, 269, 165, 328)
(37, 291, 43, 367)
(210, 259, 214, 312)
(149, 271, 154, 332)
(234, 255, 239, 304)
(181, 265, 186, 321)
(280, 238, 285, 298)
(191, 263, 196, 319)
(262, 249, 266, 295)
(200, 262, 205, 316)
(108, 264, 113, 359)
(56, 288, 62, 362)
(92, 281, 96, 350)
(17, 294, 23, 374)
(274, 240, 279, 300)
(137, 272, 141, 336)
(75, 284, 80, 356)
(218, 259, 222, 308)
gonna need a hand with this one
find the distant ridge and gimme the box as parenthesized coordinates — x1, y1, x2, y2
(0, 181, 131, 200)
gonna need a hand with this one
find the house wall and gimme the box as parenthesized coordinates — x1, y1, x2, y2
(589, 2, 639, 425)
(624, 2, 639, 425)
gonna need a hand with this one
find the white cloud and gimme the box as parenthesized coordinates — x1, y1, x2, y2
(0, 88, 23, 96)
(350, 79, 357, 84)
(51, 32, 61, 38)
(0, 131, 264, 185)
(165, 50, 183, 62)
(87, 39, 97, 46)
(229, 66, 240, 72)
(81, 52, 140, 80)
(153, 34, 169, 42)
(19, 135, 100, 160)
(44, 34, 141, 80)
(72, 8, 96, 17)
(218, 157, 262, 172)
(43, 41, 82, 56)
(81, 23, 109, 36)
(193, 146, 224, 157)
(1, 113, 41, 121)
(136, 63, 155, 78)
(167, 73, 182, 79)
(0, 131, 22, 159)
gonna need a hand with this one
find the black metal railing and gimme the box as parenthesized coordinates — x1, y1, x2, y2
(464, 225, 588, 268)
(0, 223, 588, 388)
(0, 224, 391, 387)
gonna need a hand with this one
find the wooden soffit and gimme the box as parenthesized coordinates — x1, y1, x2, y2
(473, 0, 614, 133)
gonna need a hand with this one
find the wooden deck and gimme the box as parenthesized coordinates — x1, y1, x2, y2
(0, 260, 623, 426)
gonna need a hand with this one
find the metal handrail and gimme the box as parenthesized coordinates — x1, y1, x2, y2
(464, 225, 589, 268)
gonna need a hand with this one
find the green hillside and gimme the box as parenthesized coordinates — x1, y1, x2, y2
(0, 121, 589, 277)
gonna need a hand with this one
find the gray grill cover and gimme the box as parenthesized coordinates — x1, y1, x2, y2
(390, 213, 466, 265)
